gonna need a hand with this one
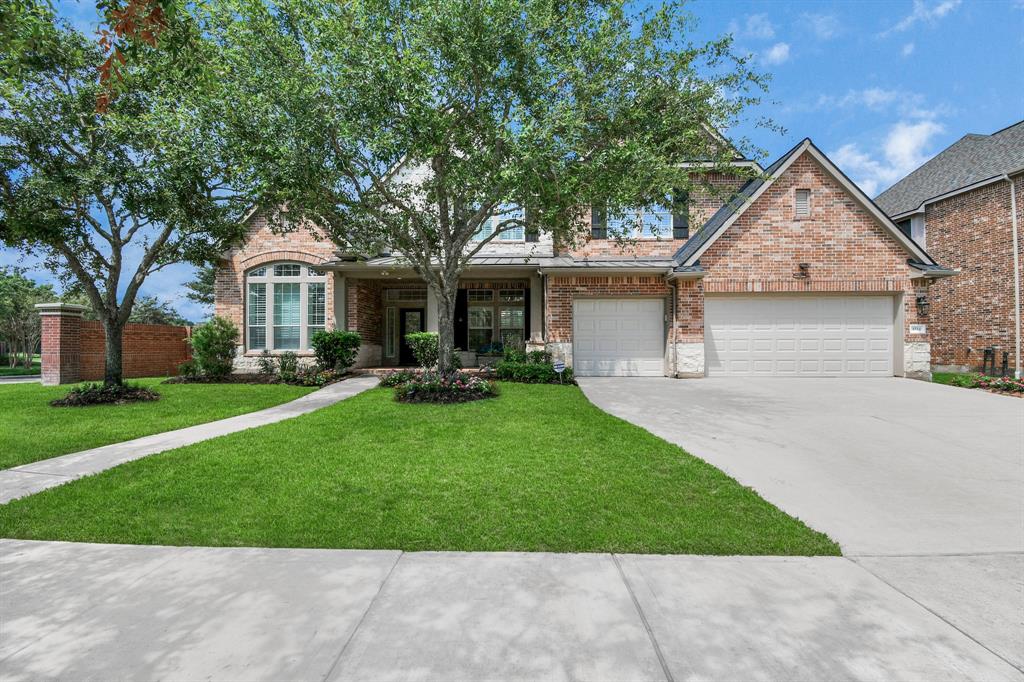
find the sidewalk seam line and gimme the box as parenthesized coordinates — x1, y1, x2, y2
(321, 550, 404, 681)
(611, 553, 674, 682)
(846, 557, 1023, 674)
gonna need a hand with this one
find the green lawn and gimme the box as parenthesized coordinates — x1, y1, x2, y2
(0, 379, 314, 469)
(0, 356, 41, 376)
(0, 384, 840, 556)
(932, 371, 975, 386)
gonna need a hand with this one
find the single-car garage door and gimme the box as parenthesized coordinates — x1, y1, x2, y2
(574, 299, 665, 376)
(705, 295, 894, 377)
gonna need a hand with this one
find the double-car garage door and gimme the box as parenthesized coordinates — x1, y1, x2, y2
(572, 295, 896, 377)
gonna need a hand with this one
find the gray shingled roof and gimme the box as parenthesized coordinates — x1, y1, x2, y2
(875, 120, 1024, 217)
(673, 139, 806, 266)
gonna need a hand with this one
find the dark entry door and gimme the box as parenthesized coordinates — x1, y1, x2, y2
(399, 308, 425, 366)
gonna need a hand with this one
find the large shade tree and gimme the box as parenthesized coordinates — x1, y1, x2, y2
(206, 0, 770, 372)
(0, 2, 249, 385)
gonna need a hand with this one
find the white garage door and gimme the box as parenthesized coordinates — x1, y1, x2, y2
(574, 299, 665, 376)
(705, 296, 894, 377)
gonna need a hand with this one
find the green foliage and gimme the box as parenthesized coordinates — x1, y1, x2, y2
(188, 316, 238, 378)
(503, 347, 529, 363)
(392, 371, 497, 404)
(127, 296, 191, 326)
(404, 331, 439, 369)
(177, 359, 198, 377)
(494, 361, 574, 385)
(977, 375, 1024, 393)
(0, 267, 54, 369)
(379, 369, 420, 387)
(50, 382, 160, 407)
(256, 349, 276, 375)
(949, 373, 981, 388)
(185, 263, 217, 307)
(0, 2, 250, 384)
(311, 330, 362, 372)
(276, 351, 299, 381)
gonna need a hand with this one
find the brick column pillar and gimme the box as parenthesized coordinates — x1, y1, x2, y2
(35, 303, 87, 385)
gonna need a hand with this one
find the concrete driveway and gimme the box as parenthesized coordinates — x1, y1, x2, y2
(579, 377, 1023, 556)
(579, 376, 1024, 673)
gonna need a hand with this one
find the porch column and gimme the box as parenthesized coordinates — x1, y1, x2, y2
(333, 274, 347, 331)
(426, 287, 439, 332)
(35, 303, 87, 385)
(529, 273, 543, 343)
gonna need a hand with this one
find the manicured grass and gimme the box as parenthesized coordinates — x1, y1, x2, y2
(932, 371, 968, 386)
(0, 379, 314, 469)
(0, 357, 40, 376)
(0, 384, 840, 556)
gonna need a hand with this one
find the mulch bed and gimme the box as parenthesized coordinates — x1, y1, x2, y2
(50, 384, 161, 407)
(162, 373, 282, 385)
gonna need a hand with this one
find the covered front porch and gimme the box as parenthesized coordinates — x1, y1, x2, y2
(329, 262, 546, 368)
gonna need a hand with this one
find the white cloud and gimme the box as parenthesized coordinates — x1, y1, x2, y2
(728, 14, 776, 40)
(831, 119, 945, 196)
(902, 43, 915, 56)
(881, 0, 962, 36)
(802, 13, 841, 40)
(762, 42, 791, 65)
(816, 88, 901, 112)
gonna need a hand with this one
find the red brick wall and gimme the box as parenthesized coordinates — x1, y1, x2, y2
(39, 314, 81, 385)
(696, 152, 927, 341)
(215, 212, 337, 334)
(566, 172, 748, 259)
(346, 278, 383, 344)
(78, 321, 192, 381)
(922, 174, 1022, 371)
(546, 275, 671, 343)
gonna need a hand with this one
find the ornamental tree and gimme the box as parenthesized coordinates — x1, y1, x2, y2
(206, 0, 769, 372)
(0, 2, 248, 385)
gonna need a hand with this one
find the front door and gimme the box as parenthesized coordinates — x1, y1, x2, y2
(399, 308, 425, 366)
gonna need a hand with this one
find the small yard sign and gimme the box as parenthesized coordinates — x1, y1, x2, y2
(553, 360, 566, 384)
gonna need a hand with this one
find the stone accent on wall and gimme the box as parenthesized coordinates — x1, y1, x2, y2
(353, 343, 383, 369)
(670, 342, 705, 378)
(904, 341, 932, 380)
(545, 342, 573, 367)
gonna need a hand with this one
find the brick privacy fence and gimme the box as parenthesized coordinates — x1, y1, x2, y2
(36, 303, 192, 385)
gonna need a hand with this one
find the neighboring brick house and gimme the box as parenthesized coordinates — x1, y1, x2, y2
(215, 138, 952, 378)
(876, 121, 1023, 376)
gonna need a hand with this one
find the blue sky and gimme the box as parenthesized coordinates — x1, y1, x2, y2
(4, 0, 1023, 321)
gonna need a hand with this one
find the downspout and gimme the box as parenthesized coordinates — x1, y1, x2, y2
(671, 278, 679, 377)
(1005, 174, 1021, 378)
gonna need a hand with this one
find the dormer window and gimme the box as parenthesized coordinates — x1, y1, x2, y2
(795, 189, 811, 218)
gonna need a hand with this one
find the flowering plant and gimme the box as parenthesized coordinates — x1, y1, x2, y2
(976, 375, 1024, 394)
(392, 370, 497, 403)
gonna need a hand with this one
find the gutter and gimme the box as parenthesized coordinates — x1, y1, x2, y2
(1006, 174, 1022, 378)
(889, 166, 1024, 221)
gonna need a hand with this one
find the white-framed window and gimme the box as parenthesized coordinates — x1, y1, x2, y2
(472, 206, 526, 241)
(384, 307, 397, 358)
(246, 263, 327, 351)
(463, 287, 527, 351)
(598, 198, 686, 240)
(795, 189, 811, 217)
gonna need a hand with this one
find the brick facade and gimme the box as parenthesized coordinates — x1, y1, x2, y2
(215, 213, 338, 355)
(567, 172, 748, 259)
(37, 304, 191, 385)
(545, 275, 671, 343)
(920, 174, 1023, 372)
(346, 278, 384, 345)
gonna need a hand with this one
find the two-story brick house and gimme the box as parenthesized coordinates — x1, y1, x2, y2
(876, 121, 1023, 376)
(215, 138, 952, 378)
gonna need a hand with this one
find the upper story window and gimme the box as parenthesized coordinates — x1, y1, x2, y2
(473, 206, 525, 242)
(591, 191, 690, 240)
(246, 263, 326, 352)
(795, 189, 811, 218)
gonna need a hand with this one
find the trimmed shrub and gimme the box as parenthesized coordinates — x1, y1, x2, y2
(277, 351, 300, 382)
(528, 349, 551, 364)
(494, 361, 574, 384)
(404, 331, 439, 369)
(290, 366, 342, 387)
(311, 330, 362, 372)
(379, 369, 420, 387)
(177, 359, 199, 377)
(503, 347, 528, 363)
(392, 370, 497, 404)
(257, 350, 277, 375)
(189, 316, 239, 379)
(51, 382, 160, 407)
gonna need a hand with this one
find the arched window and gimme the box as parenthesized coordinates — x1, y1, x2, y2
(246, 263, 326, 351)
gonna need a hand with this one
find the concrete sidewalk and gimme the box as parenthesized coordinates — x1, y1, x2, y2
(0, 540, 1020, 681)
(0, 375, 378, 504)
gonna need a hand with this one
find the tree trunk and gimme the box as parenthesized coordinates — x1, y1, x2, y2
(103, 320, 125, 386)
(434, 274, 459, 376)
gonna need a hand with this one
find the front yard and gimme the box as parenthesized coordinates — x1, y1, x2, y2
(0, 379, 315, 469)
(0, 383, 839, 556)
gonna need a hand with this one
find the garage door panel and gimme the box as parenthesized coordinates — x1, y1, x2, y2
(574, 298, 665, 377)
(706, 296, 894, 377)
